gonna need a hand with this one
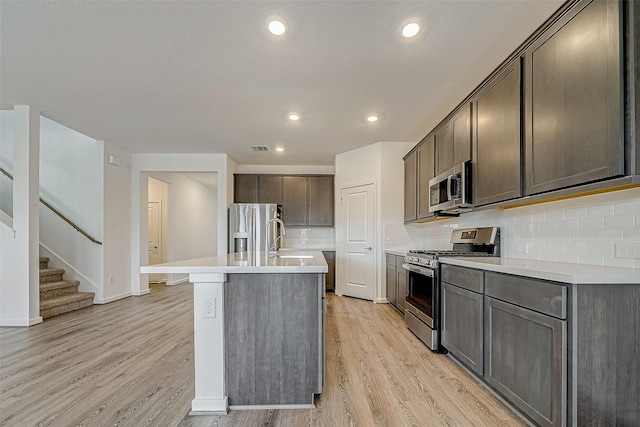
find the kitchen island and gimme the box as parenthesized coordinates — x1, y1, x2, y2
(140, 251, 328, 414)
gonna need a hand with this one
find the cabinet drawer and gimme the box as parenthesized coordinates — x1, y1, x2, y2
(395, 255, 405, 267)
(485, 272, 566, 319)
(441, 264, 483, 293)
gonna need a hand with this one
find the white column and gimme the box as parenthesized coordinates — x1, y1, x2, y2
(189, 273, 228, 414)
(13, 106, 41, 325)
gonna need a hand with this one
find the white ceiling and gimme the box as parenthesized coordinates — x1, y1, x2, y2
(0, 0, 564, 166)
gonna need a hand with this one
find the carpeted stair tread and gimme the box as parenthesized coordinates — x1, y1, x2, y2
(40, 268, 65, 283)
(40, 293, 95, 319)
(40, 280, 80, 298)
(40, 292, 95, 310)
(39, 257, 50, 269)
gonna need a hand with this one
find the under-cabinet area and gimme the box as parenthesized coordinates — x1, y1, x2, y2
(439, 261, 640, 427)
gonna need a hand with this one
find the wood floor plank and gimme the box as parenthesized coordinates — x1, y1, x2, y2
(1, 284, 527, 427)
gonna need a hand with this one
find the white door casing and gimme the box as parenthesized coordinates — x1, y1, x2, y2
(337, 183, 375, 301)
(148, 201, 161, 283)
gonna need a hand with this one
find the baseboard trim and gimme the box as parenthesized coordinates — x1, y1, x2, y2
(229, 403, 315, 410)
(190, 397, 228, 414)
(0, 317, 42, 327)
(375, 297, 389, 304)
(131, 289, 151, 296)
(167, 277, 189, 286)
(96, 292, 132, 304)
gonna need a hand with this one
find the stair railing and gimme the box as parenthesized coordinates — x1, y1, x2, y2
(0, 166, 103, 245)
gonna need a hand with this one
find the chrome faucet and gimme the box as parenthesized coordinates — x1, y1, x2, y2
(266, 217, 287, 254)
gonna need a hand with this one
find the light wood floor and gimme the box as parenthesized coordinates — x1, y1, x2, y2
(1, 284, 527, 427)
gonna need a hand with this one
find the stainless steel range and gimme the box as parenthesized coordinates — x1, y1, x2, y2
(403, 227, 500, 352)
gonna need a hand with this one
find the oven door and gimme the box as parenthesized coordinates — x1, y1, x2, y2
(403, 264, 436, 328)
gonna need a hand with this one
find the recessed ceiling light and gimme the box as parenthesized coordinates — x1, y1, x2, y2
(268, 18, 287, 36)
(289, 114, 300, 121)
(402, 22, 420, 38)
(275, 147, 285, 152)
(367, 115, 378, 122)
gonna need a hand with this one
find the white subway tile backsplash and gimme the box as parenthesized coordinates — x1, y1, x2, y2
(578, 217, 604, 230)
(565, 207, 588, 219)
(604, 214, 634, 229)
(383, 189, 640, 269)
(587, 204, 614, 218)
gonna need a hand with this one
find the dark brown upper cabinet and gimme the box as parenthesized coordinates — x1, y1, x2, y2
(307, 176, 334, 227)
(258, 176, 282, 204)
(282, 176, 308, 226)
(473, 58, 523, 207)
(523, 0, 623, 195)
(435, 102, 472, 176)
(234, 174, 334, 227)
(403, 150, 417, 222)
(417, 134, 436, 220)
(234, 174, 258, 203)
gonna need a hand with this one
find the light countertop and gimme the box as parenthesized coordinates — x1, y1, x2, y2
(280, 246, 335, 252)
(141, 251, 328, 274)
(440, 257, 640, 284)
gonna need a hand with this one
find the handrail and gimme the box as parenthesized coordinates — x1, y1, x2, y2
(0, 166, 103, 245)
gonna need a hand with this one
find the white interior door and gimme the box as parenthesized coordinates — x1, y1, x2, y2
(148, 201, 162, 283)
(338, 183, 375, 301)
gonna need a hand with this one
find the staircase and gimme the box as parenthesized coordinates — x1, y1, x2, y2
(39, 257, 95, 319)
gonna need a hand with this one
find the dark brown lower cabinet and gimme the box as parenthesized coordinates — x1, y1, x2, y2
(484, 296, 566, 427)
(441, 263, 640, 427)
(442, 283, 484, 376)
(386, 254, 408, 313)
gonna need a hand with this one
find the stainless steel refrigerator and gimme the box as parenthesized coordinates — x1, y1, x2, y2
(228, 203, 280, 253)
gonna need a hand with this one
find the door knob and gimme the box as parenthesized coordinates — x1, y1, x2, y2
(365, 246, 372, 250)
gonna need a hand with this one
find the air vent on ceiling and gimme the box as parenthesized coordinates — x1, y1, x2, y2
(251, 145, 270, 152)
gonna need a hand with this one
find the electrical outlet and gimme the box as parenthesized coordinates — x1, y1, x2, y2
(615, 242, 640, 259)
(515, 242, 530, 254)
(202, 297, 216, 318)
(108, 276, 114, 285)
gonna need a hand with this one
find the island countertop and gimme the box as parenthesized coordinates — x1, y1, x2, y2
(140, 250, 328, 274)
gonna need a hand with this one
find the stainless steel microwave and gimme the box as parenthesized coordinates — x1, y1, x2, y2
(428, 160, 472, 213)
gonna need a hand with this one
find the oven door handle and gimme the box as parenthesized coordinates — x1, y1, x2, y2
(402, 263, 434, 277)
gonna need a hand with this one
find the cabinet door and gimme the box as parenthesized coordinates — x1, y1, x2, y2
(485, 297, 566, 427)
(452, 103, 472, 166)
(396, 263, 408, 312)
(436, 103, 471, 175)
(282, 176, 307, 226)
(417, 136, 435, 219)
(442, 283, 484, 375)
(308, 176, 334, 227)
(435, 123, 453, 176)
(259, 176, 282, 204)
(474, 59, 522, 206)
(524, 0, 622, 195)
(234, 175, 258, 203)
(386, 263, 398, 308)
(404, 151, 417, 222)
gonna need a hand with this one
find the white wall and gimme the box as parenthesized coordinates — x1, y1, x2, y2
(149, 172, 218, 285)
(384, 187, 640, 269)
(0, 110, 14, 216)
(335, 141, 415, 303)
(102, 142, 132, 303)
(39, 116, 103, 239)
(131, 154, 230, 295)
